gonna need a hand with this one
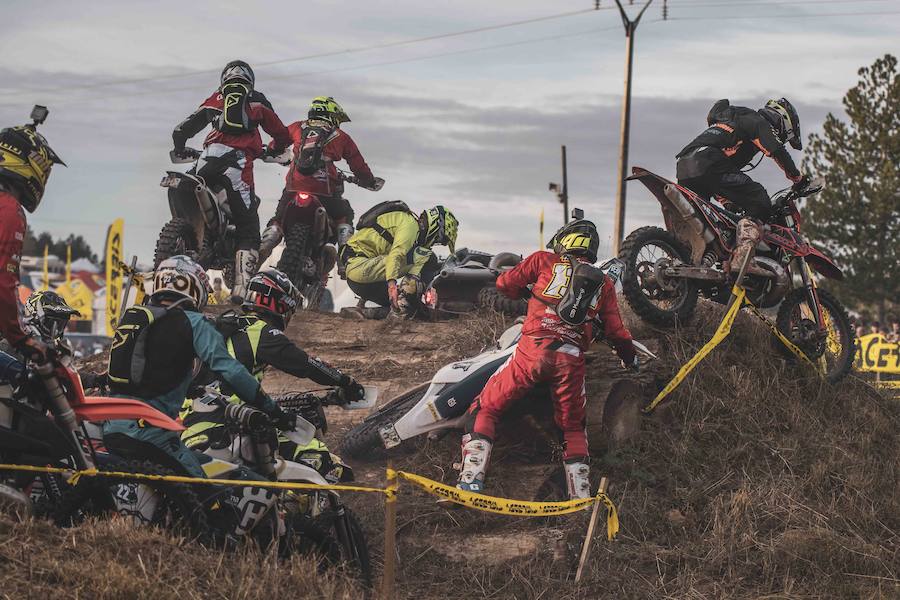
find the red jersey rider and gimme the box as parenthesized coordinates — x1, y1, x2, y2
(171, 60, 292, 302)
(457, 219, 637, 500)
(0, 107, 65, 363)
(260, 96, 379, 268)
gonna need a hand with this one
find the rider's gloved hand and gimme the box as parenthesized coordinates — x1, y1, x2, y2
(791, 175, 811, 193)
(16, 338, 49, 364)
(268, 406, 296, 432)
(340, 377, 366, 404)
(387, 279, 400, 309)
(620, 354, 639, 373)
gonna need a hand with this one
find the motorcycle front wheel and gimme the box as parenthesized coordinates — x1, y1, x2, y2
(775, 287, 856, 383)
(619, 226, 698, 327)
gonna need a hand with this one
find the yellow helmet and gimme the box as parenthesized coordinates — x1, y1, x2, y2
(421, 206, 458, 253)
(308, 96, 350, 125)
(0, 116, 65, 212)
(548, 219, 599, 263)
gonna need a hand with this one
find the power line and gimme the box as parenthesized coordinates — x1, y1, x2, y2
(0, 24, 624, 107)
(0, 8, 599, 99)
(666, 8, 900, 20)
(670, 0, 893, 5)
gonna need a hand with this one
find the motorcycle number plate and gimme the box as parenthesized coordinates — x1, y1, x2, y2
(379, 424, 402, 449)
(160, 174, 181, 188)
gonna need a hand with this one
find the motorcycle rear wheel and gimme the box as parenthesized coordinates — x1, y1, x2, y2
(154, 218, 199, 268)
(619, 226, 698, 327)
(478, 286, 527, 317)
(52, 458, 208, 540)
(339, 383, 429, 459)
(277, 223, 312, 293)
(775, 287, 855, 383)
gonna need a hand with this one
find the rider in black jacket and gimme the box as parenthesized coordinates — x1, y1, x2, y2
(676, 98, 809, 276)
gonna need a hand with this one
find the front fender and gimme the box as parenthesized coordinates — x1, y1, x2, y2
(805, 249, 844, 281)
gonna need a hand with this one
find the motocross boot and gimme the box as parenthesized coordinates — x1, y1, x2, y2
(730, 218, 769, 281)
(336, 223, 354, 279)
(258, 224, 283, 264)
(230, 249, 259, 304)
(456, 433, 492, 493)
(563, 459, 591, 500)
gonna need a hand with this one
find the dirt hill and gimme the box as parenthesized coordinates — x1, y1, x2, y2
(4, 303, 899, 599)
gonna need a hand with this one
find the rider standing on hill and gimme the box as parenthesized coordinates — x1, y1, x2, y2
(676, 98, 809, 276)
(0, 110, 65, 364)
(171, 60, 292, 302)
(456, 220, 636, 500)
(260, 97, 379, 269)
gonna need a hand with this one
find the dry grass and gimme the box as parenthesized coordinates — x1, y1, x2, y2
(5, 303, 898, 599)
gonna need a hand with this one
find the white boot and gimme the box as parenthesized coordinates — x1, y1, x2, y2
(230, 249, 259, 304)
(336, 223, 354, 279)
(258, 224, 283, 264)
(564, 460, 591, 500)
(457, 434, 492, 493)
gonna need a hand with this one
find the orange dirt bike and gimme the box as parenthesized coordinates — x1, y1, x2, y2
(618, 167, 855, 382)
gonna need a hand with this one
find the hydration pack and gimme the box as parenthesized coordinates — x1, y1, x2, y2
(107, 302, 182, 397)
(355, 200, 416, 244)
(295, 120, 334, 176)
(556, 258, 606, 326)
(215, 82, 254, 135)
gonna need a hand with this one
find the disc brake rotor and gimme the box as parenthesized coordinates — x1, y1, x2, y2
(790, 318, 825, 359)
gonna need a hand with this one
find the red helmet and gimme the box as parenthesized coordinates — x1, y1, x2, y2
(242, 268, 301, 326)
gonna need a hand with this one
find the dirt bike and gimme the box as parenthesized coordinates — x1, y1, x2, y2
(155, 147, 245, 280)
(0, 341, 189, 520)
(186, 386, 376, 584)
(262, 158, 384, 309)
(341, 259, 656, 458)
(619, 167, 855, 382)
(422, 248, 523, 316)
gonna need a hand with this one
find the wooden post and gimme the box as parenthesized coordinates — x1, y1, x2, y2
(382, 462, 398, 599)
(575, 476, 609, 583)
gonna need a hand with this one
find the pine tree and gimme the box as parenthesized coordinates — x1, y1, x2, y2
(803, 54, 899, 323)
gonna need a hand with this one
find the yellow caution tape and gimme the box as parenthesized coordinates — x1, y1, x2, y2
(0, 463, 392, 496)
(392, 470, 620, 540)
(644, 286, 747, 413)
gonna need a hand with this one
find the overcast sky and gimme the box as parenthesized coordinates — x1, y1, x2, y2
(1, 0, 897, 263)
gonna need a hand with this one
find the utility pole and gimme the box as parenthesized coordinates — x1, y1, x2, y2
(549, 145, 569, 224)
(611, 0, 653, 254)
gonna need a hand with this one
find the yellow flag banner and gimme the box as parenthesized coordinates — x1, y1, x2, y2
(855, 334, 900, 374)
(104, 219, 124, 336)
(54, 280, 93, 321)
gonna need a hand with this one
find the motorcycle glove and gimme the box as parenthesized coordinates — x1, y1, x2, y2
(268, 405, 296, 432)
(340, 379, 366, 404)
(16, 337, 49, 364)
(791, 175, 810, 193)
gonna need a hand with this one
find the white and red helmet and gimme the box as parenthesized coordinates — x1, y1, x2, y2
(243, 268, 301, 326)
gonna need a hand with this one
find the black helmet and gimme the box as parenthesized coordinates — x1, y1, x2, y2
(547, 219, 600, 263)
(24, 290, 80, 341)
(243, 268, 302, 327)
(221, 60, 255, 89)
(761, 98, 802, 150)
(0, 109, 65, 213)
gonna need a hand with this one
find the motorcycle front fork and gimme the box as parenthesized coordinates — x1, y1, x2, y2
(795, 257, 826, 332)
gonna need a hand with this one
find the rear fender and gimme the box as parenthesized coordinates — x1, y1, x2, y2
(282, 193, 325, 231)
(73, 397, 185, 431)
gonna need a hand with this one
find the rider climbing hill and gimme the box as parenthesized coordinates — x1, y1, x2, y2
(675, 98, 809, 277)
(260, 97, 379, 266)
(456, 219, 636, 500)
(171, 60, 292, 302)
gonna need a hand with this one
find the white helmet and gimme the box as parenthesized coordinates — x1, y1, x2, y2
(151, 255, 210, 309)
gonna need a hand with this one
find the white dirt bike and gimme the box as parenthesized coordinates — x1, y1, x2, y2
(340, 258, 656, 459)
